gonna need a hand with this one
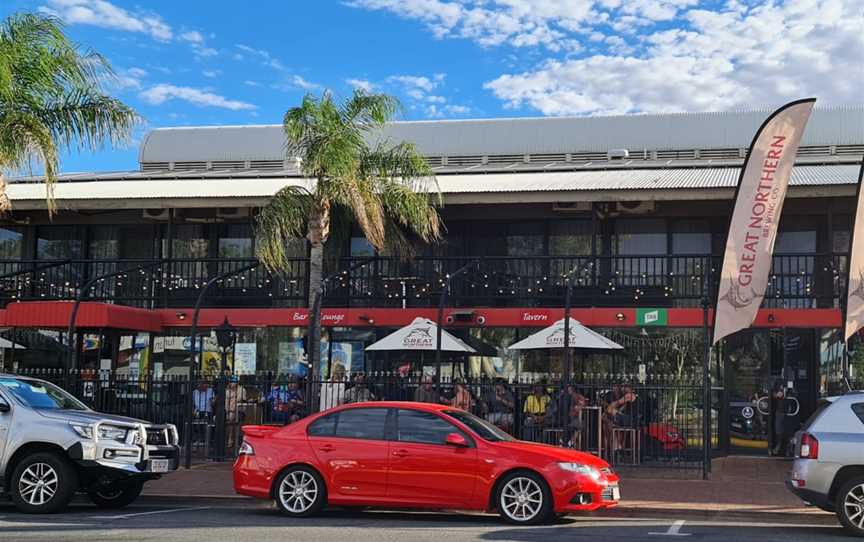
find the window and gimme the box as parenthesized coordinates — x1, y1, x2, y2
(672, 220, 712, 255)
(614, 219, 667, 255)
(37, 227, 82, 259)
(397, 409, 463, 445)
(549, 220, 592, 256)
(333, 407, 388, 440)
(308, 413, 337, 436)
(444, 410, 514, 442)
(0, 227, 23, 259)
(852, 403, 864, 425)
(218, 224, 253, 258)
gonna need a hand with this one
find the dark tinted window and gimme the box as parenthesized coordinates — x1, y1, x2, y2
(308, 413, 337, 436)
(333, 408, 388, 440)
(444, 410, 515, 442)
(397, 409, 463, 445)
(852, 403, 864, 425)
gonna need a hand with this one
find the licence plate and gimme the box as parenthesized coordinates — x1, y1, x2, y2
(149, 459, 170, 473)
(611, 485, 621, 501)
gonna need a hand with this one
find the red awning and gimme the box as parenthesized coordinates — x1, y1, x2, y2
(4, 301, 163, 333)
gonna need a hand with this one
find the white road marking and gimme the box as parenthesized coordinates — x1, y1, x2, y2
(90, 506, 211, 520)
(649, 520, 691, 536)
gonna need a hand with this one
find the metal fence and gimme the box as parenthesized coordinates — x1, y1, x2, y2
(0, 253, 846, 309)
(20, 369, 707, 475)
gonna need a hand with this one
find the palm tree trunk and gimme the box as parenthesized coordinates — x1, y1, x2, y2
(307, 240, 324, 410)
(305, 199, 330, 413)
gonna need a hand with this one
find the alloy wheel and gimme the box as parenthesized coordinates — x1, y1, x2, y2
(844, 483, 864, 530)
(500, 476, 544, 522)
(18, 463, 58, 506)
(278, 470, 319, 514)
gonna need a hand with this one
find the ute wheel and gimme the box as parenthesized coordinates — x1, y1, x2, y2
(274, 466, 326, 517)
(836, 476, 864, 537)
(10, 452, 78, 514)
(495, 471, 554, 525)
(88, 481, 144, 509)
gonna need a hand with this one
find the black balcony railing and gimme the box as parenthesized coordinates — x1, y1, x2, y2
(0, 253, 846, 310)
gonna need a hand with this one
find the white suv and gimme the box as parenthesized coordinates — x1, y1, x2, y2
(787, 391, 864, 537)
(0, 374, 179, 513)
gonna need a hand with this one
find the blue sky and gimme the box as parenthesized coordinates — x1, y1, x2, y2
(1, 0, 861, 173)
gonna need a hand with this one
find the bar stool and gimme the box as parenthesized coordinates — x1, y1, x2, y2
(611, 427, 640, 466)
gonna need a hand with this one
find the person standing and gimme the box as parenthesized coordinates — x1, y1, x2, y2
(319, 365, 348, 411)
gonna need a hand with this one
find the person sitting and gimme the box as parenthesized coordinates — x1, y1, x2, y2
(483, 380, 514, 432)
(522, 383, 551, 441)
(267, 379, 305, 424)
(413, 376, 441, 404)
(342, 373, 376, 404)
(605, 383, 637, 455)
(565, 385, 587, 449)
(450, 379, 474, 411)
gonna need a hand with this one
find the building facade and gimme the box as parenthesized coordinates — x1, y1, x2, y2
(1, 107, 863, 455)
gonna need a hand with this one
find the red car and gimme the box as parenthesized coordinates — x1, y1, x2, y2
(234, 401, 620, 524)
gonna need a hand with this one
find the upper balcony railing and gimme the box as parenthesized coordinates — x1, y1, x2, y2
(0, 253, 847, 311)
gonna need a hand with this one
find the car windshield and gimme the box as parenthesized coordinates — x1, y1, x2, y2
(0, 378, 88, 411)
(444, 409, 515, 442)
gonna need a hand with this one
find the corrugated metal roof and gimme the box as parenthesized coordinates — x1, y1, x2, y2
(6, 165, 858, 204)
(139, 107, 864, 163)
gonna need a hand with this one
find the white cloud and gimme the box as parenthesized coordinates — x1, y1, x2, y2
(179, 30, 204, 44)
(202, 70, 221, 78)
(41, 0, 173, 41)
(387, 74, 440, 93)
(484, 0, 864, 115)
(243, 80, 261, 87)
(346, 78, 377, 92)
(127, 67, 148, 78)
(139, 84, 256, 111)
(289, 75, 320, 91)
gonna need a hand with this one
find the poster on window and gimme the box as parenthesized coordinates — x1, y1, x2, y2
(234, 343, 257, 375)
(278, 340, 307, 377)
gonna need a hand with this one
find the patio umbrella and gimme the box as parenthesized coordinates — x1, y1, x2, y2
(508, 318, 623, 351)
(365, 317, 476, 353)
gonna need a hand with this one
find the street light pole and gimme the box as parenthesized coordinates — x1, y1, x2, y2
(212, 317, 237, 462)
(435, 260, 479, 390)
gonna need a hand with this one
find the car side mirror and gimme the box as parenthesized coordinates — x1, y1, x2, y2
(445, 433, 468, 447)
(0, 402, 10, 413)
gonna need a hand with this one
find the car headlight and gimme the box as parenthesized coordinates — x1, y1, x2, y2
(238, 441, 254, 456)
(70, 422, 94, 439)
(97, 425, 129, 442)
(558, 462, 602, 481)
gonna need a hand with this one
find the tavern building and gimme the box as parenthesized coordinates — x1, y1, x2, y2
(1, 107, 863, 456)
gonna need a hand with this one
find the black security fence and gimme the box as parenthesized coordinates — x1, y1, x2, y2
(18, 369, 707, 475)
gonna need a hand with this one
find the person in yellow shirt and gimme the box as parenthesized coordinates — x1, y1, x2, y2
(523, 383, 551, 440)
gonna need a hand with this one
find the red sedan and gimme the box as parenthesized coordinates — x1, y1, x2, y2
(234, 401, 620, 524)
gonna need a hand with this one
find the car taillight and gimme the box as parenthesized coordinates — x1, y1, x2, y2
(799, 433, 819, 459)
(238, 441, 254, 456)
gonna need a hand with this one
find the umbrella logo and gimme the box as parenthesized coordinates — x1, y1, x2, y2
(403, 327, 434, 347)
(545, 327, 566, 346)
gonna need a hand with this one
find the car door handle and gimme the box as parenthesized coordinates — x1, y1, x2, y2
(392, 449, 409, 458)
(318, 444, 335, 452)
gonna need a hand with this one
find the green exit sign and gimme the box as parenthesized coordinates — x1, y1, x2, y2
(636, 308, 668, 326)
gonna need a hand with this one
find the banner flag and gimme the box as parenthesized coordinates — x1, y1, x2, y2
(844, 159, 864, 342)
(713, 98, 816, 345)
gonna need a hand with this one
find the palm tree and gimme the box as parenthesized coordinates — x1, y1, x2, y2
(0, 13, 138, 214)
(256, 91, 442, 389)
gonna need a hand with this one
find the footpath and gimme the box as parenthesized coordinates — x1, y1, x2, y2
(143, 456, 835, 524)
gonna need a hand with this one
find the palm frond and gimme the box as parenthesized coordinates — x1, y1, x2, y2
(0, 12, 138, 215)
(254, 185, 313, 273)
